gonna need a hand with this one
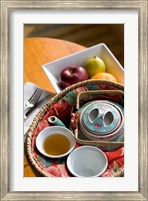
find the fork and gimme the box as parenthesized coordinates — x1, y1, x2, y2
(24, 88, 43, 114)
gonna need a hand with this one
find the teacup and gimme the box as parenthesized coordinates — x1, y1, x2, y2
(67, 146, 108, 177)
(36, 126, 76, 158)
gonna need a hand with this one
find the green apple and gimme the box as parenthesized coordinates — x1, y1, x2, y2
(84, 56, 106, 78)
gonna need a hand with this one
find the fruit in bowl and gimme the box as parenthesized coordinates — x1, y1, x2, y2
(59, 66, 88, 89)
(43, 43, 124, 93)
(84, 56, 106, 78)
(91, 72, 117, 82)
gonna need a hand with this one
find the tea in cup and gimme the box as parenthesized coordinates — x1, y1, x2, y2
(36, 126, 76, 158)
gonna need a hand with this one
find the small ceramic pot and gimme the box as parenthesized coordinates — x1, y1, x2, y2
(78, 100, 124, 141)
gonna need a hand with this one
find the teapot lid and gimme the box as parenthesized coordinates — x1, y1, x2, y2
(80, 101, 122, 136)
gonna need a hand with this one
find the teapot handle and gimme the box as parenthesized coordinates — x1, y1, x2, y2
(70, 112, 80, 131)
(76, 90, 124, 110)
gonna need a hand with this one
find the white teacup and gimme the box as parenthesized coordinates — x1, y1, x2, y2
(36, 126, 76, 158)
(67, 146, 108, 177)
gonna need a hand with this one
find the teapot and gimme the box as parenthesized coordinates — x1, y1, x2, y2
(70, 90, 124, 151)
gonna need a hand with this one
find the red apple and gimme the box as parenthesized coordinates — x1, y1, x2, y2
(59, 66, 88, 89)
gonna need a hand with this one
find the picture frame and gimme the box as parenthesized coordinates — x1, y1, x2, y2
(1, 0, 147, 200)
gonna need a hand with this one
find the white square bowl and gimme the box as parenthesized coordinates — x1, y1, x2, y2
(42, 43, 124, 93)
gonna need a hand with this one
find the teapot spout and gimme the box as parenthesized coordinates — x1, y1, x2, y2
(48, 116, 66, 127)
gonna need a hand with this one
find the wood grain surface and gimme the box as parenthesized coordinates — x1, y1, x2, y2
(24, 24, 124, 67)
(24, 37, 86, 176)
(24, 38, 86, 92)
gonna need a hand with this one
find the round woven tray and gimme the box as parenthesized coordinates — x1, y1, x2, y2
(25, 79, 124, 177)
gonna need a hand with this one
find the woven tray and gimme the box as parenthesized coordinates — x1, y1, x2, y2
(25, 80, 124, 177)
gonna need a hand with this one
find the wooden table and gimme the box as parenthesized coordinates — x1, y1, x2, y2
(24, 37, 86, 177)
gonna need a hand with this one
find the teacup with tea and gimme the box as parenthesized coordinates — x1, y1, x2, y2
(36, 126, 76, 158)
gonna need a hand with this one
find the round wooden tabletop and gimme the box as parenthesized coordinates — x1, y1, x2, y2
(24, 37, 86, 177)
(24, 37, 86, 93)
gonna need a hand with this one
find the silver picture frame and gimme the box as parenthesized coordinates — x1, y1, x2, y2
(1, 0, 147, 200)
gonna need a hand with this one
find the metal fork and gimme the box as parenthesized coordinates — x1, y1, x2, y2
(24, 88, 43, 114)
